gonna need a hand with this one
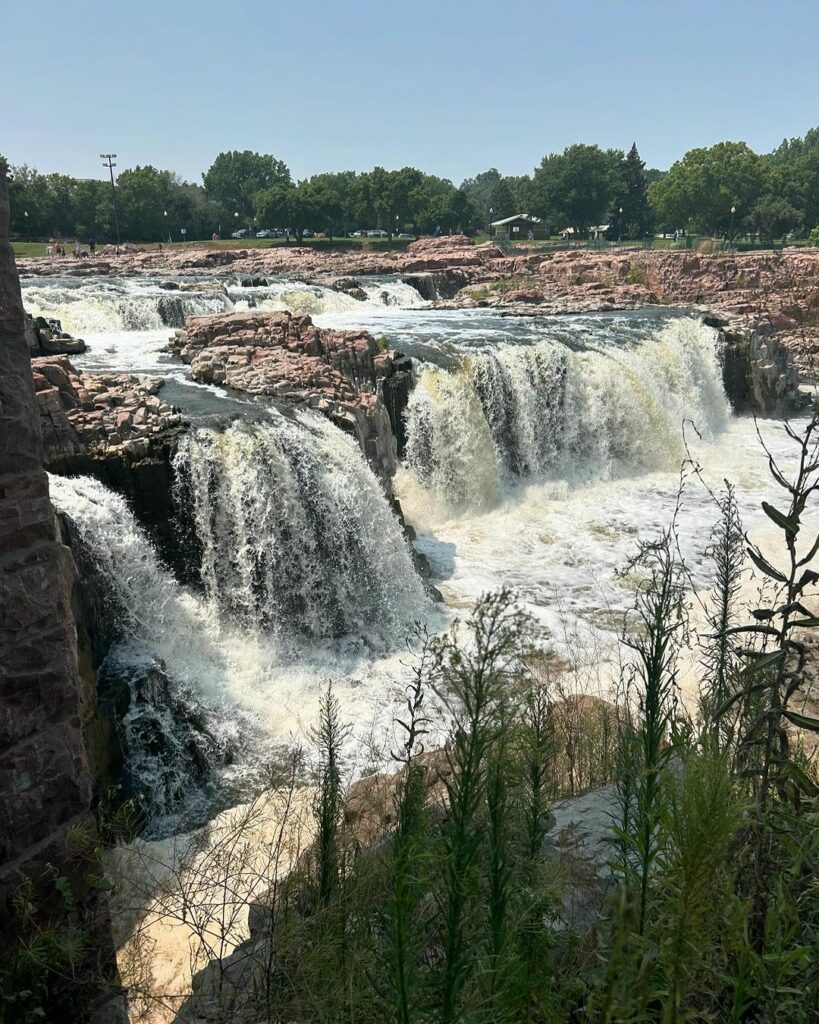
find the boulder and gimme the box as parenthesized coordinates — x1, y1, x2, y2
(24, 312, 87, 355)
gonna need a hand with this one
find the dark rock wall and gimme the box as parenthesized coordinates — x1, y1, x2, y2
(0, 164, 116, 1014)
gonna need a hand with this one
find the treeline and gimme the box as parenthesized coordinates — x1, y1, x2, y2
(6, 125, 819, 242)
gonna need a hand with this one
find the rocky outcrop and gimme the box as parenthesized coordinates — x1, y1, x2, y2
(170, 310, 402, 484)
(703, 312, 803, 415)
(0, 165, 117, 1016)
(24, 312, 87, 356)
(32, 356, 184, 472)
(31, 355, 187, 565)
(18, 241, 819, 415)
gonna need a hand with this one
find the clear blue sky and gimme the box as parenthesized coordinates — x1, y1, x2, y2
(5, 0, 819, 184)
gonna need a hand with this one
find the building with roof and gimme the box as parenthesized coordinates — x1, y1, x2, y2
(490, 213, 544, 239)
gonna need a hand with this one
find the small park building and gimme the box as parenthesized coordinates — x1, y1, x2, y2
(490, 214, 544, 239)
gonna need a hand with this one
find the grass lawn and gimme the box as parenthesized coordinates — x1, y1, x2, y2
(12, 236, 415, 258)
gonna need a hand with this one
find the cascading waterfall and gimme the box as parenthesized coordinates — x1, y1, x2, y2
(402, 317, 730, 516)
(21, 275, 426, 337)
(49, 411, 428, 829)
(49, 473, 247, 830)
(174, 412, 428, 643)
(21, 280, 232, 334)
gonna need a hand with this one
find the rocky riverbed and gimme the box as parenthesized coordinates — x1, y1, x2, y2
(18, 237, 819, 410)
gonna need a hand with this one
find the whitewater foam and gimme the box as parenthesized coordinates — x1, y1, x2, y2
(401, 317, 729, 517)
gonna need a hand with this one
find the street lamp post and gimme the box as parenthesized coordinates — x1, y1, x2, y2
(23, 210, 29, 242)
(100, 153, 121, 245)
(488, 207, 494, 239)
(164, 209, 171, 244)
(234, 211, 239, 237)
(729, 205, 736, 248)
(618, 206, 623, 244)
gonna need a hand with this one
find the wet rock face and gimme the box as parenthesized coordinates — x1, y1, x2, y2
(0, 165, 115, 999)
(25, 312, 87, 356)
(31, 355, 188, 567)
(171, 310, 401, 484)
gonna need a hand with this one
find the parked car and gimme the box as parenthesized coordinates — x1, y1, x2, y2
(301, 229, 313, 238)
(256, 229, 275, 238)
(350, 229, 367, 237)
(397, 232, 415, 240)
(368, 229, 389, 238)
(230, 228, 252, 239)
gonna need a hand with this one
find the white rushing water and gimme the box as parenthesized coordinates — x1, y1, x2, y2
(401, 317, 730, 516)
(31, 273, 816, 830)
(21, 273, 426, 379)
(49, 412, 432, 830)
(174, 413, 427, 644)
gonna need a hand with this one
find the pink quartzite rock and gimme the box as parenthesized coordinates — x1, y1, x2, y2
(171, 310, 400, 482)
(30, 355, 185, 472)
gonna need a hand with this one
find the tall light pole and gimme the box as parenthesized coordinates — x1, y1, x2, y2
(100, 153, 121, 245)
(24, 210, 29, 242)
(618, 206, 623, 244)
(488, 206, 494, 238)
(729, 205, 736, 248)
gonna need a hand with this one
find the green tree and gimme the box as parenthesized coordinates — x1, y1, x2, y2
(460, 168, 502, 226)
(203, 150, 291, 219)
(489, 177, 516, 220)
(531, 143, 622, 236)
(612, 142, 651, 238)
(115, 166, 193, 242)
(253, 183, 295, 235)
(301, 171, 358, 236)
(648, 141, 764, 235)
(506, 174, 533, 215)
(8, 165, 44, 237)
(749, 193, 801, 240)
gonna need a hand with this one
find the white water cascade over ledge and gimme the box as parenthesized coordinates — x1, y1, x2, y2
(399, 317, 730, 518)
(20, 273, 426, 350)
(36, 289, 804, 835)
(48, 411, 432, 832)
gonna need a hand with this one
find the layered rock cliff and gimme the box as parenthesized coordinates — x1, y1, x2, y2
(0, 164, 116, 1018)
(170, 310, 403, 484)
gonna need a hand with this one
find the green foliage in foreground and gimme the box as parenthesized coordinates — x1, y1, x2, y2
(4, 418, 819, 1023)
(242, 417, 819, 1024)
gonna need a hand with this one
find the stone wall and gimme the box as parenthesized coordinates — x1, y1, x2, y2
(0, 164, 116, 1017)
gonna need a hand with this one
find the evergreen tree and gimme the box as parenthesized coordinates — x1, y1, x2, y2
(614, 142, 651, 239)
(489, 177, 516, 220)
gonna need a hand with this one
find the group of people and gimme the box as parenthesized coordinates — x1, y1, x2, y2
(45, 239, 97, 257)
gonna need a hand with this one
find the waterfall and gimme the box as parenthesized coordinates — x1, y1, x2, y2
(21, 279, 232, 334)
(49, 473, 248, 830)
(21, 276, 426, 337)
(174, 412, 428, 643)
(402, 317, 730, 516)
(49, 411, 427, 829)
